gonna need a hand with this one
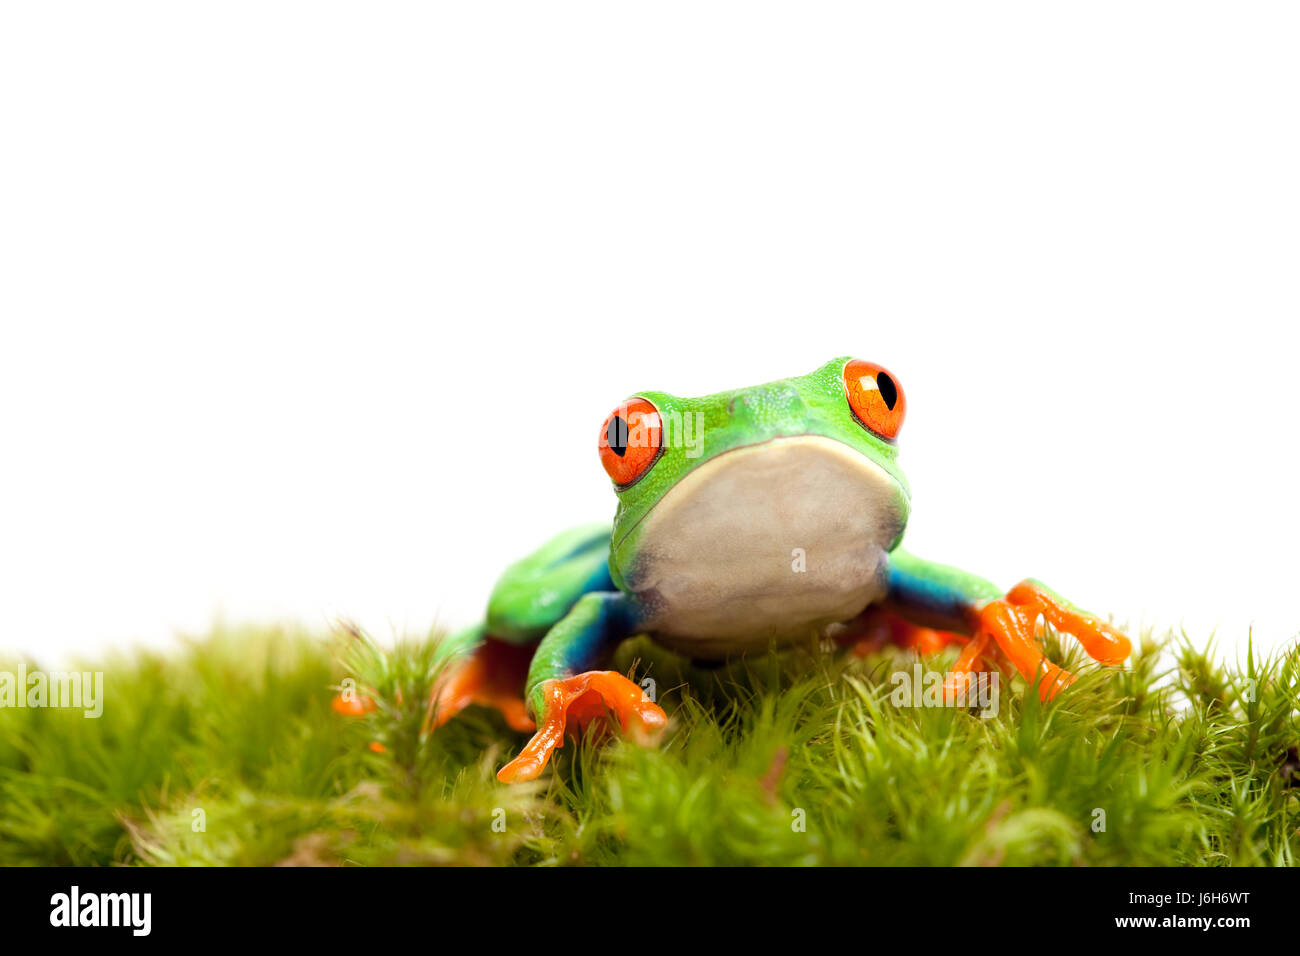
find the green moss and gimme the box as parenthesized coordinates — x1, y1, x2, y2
(1, 624, 1295, 866)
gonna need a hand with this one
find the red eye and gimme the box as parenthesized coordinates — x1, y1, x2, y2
(843, 359, 906, 441)
(598, 397, 663, 487)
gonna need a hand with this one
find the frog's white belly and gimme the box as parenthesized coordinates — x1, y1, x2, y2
(615, 435, 907, 659)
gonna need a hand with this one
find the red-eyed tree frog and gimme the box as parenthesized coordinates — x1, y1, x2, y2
(382, 358, 1132, 782)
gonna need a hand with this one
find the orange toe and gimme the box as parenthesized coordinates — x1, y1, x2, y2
(964, 581, 1132, 701)
(497, 671, 667, 783)
(974, 597, 1073, 700)
(332, 692, 375, 716)
(1006, 582, 1131, 666)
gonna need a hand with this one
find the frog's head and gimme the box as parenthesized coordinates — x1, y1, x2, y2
(597, 357, 913, 645)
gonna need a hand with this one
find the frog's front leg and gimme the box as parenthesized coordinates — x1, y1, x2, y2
(430, 523, 615, 734)
(883, 549, 1131, 699)
(496, 591, 667, 783)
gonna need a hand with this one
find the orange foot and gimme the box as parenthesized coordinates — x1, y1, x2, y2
(428, 637, 537, 733)
(331, 690, 376, 716)
(951, 581, 1132, 701)
(497, 671, 667, 783)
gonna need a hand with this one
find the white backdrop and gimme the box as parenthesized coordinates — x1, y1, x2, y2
(2, 2, 1298, 664)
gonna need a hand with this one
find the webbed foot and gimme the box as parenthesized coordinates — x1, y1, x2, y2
(497, 671, 667, 783)
(955, 580, 1131, 700)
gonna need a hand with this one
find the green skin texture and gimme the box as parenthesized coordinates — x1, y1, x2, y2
(453, 356, 1089, 722)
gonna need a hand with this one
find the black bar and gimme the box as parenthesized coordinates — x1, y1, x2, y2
(0, 865, 1282, 942)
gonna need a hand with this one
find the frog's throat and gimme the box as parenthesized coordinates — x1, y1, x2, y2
(611, 434, 909, 655)
(612, 433, 905, 556)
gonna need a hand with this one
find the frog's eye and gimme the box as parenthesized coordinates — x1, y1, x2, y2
(598, 397, 664, 487)
(843, 359, 906, 441)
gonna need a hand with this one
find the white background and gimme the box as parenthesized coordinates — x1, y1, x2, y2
(2, 2, 1297, 665)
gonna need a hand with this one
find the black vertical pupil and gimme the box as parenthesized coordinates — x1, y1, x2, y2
(607, 415, 629, 457)
(876, 372, 898, 411)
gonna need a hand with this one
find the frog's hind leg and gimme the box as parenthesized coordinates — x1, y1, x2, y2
(882, 549, 1131, 700)
(431, 523, 616, 734)
(428, 626, 536, 733)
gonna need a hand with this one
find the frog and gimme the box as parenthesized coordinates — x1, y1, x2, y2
(405, 357, 1132, 782)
